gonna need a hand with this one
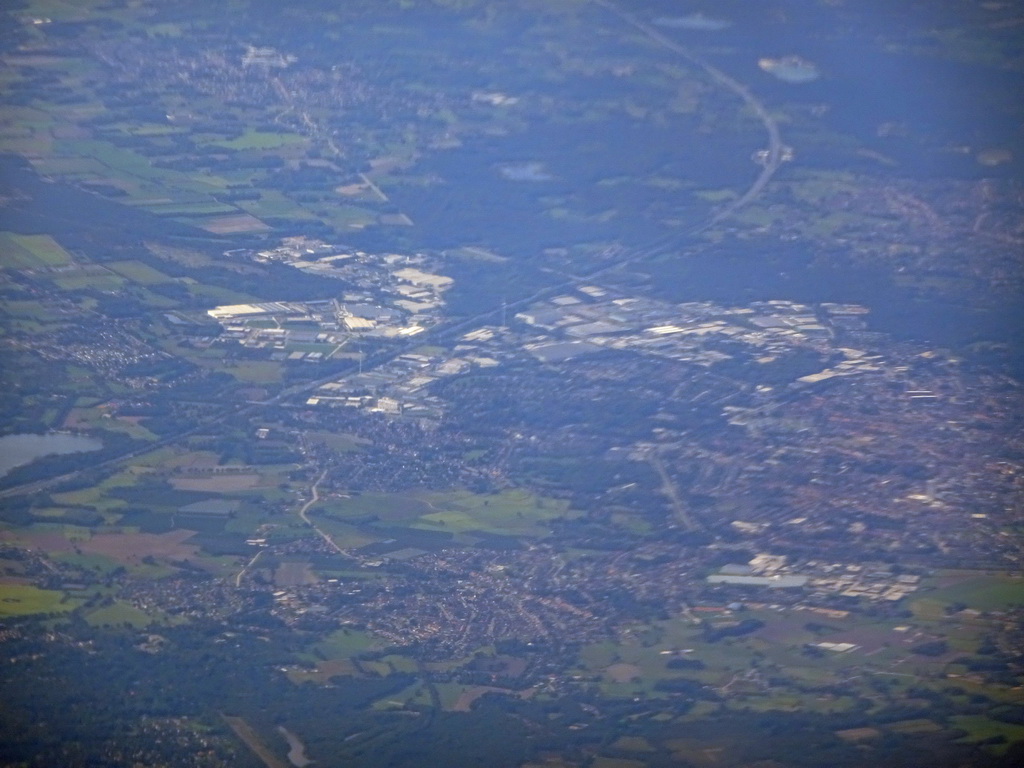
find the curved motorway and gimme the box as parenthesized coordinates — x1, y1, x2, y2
(592, 0, 784, 230)
(0, 2, 787, 500)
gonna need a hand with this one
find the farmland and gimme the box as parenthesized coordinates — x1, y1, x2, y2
(0, 584, 72, 617)
(312, 489, 574, 540)
(0, 0, 1022, 766)
(0, 233, 73, 268)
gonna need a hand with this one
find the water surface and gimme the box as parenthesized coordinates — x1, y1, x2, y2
(0, 433, 103, 478)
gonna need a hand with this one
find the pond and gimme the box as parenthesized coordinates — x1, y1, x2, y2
(277, 726, 313, 768)
(0, 433, 103, 479)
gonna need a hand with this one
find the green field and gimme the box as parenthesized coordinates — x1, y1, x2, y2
(31, 156, 110, 176)
(314, 489, 574, 539)
(315, 628, 384, 660)
(84, 600, 158, 628)
(925, 574, 1024, 611)
(316, 493, 433, 523)
(323, 204, 380, 231)
(0, 584, 72, 616)
(65, 405, 158, 440)
(238, 191, 318, 219)
(413, 489, 574, 537)
(51, 138, 234, 207)
(142, 201, 240, 216)
(216, 360, 284, 384)
(570, 606, 987, 709)
(50, 468, 141, 512)
(3, 300, 59, 322)
(306, 431, 368, 454)
(184, 282, 260, 305)
(951, 715, 1024, 754)
(105, 259, 174, 285)
(0, 232, 73, 269)
(304, 516, 379, 549)
(52, 271, 127, 291)
(212, 130, 307, 150)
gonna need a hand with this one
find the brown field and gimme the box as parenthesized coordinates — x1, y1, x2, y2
(836, 727, 881, 742)
(200, 214, 271, 234)
(274, 561, 317, 587)
(0, 576, 35, 587)
(171, 474, 262, 492)
(493, 655, 528, 677)
(755, 619, 818, 645)
(16, 532, 77, 554)
(887, 719, 943, 734)
(665, 740, 726, 768)
(606, 663, 643, 683)
(80, 530, 197, 565)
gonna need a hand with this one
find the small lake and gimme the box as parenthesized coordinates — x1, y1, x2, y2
(277, 726, 313, 767)
(0, 433, 103, 478)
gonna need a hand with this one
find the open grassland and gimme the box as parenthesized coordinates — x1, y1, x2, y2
(51, 468, 141, 512)
(212, 130, 307, 151)
(78, 529, 198, 568)
(238, 191, 318, 220)
(413, 489, 573, 537)
(168, 284, 258, 310)
(170, 474, 264, 492)
(129, 447, 219, 471)
(274, 560, 317, 587)
(3, 299, 60, 322)
(201, 359, 284, 385)
(288, 658, 359, 685)
(196, 213, 271, 234)
(52, 269, 126, 292)
(371, 680, 423, 710)
(304, 515, 380, 550)
(63, 406, 158, 440)
(315, 628, 384, 660)
(104, 259, 174, 284)
(317, 493, 433, 523)
(0, 232, 73, 268)
(84, 600, 161, 628)
(314, 488, 573, 539)
(575, 605, 995, 709)
(142, 201, 239, 216)
(321, 204, 379, 231)
(951, 716, 1024, 755)
(0, 584, 72, 616)
(306, 431, 369, 454)
(918, 572, 1024, 613)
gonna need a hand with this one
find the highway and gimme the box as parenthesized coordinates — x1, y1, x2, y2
(0, 2, 786, 501)
(592, 0, 785, 229)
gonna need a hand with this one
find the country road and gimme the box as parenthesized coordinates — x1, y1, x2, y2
(297, 468, 341, 554)
(233, 466, 333, 586)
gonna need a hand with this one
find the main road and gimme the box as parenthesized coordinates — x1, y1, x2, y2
(0, 1, 786, 500)
(592, 0, 785, 228)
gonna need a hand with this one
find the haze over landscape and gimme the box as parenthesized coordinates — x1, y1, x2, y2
(0, 1, 1022, 766)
